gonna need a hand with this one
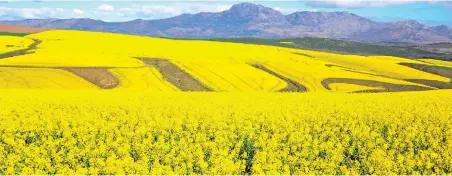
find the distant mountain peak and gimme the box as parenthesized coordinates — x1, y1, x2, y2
(221, 2, 287, 25)
(394, 20, 425, 29)
(0, 2, 450, 44)
(227, 2, 281, 15)
(229, 2, 265, 10)
(396, 20, 422, 25)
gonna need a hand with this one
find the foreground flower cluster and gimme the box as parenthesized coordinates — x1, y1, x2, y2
(0, 90, 451, 174)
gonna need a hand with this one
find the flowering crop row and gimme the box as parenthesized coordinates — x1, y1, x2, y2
(0, 90, 451, 174)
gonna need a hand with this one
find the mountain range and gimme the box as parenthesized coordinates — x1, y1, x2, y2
(1, 2, 451, 44)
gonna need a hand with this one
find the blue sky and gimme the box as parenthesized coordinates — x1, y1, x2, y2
(0, 1, 451, 26)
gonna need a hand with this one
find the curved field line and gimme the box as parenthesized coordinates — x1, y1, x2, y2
(231, 72, 256, 91)
(0, 67, 96, 89)
(398, 62, 452, 89)
(250, 63, 307, 92)
(292, 52, 315, 58)
(325, 64, 357, 71)
(148, 68, 179, 91)
(266, 63, 317, 91)
(328, 64, 448, 90)
(0, 38, 121, 89)
(206, 68, 242, 91)
(139, 58, 212, 92)
(0, 39, 41, 59)
(175, 62, 219, 91)
(322, 78, 434, 93)
(399, 63, 452, 80)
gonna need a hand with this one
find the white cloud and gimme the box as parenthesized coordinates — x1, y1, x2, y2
(306, 0, 448, 8)
(73, 8, 84, 15)
(0, 6, 63, 19)
(141, 5, 179, 15)
(185, 4, 232, 13)
(97, 4, 114, 12)
(114, 4, 232, 19)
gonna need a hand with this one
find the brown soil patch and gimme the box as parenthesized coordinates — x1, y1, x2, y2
(0, 39, 41, 59)
(404, 79, 452, 89)
(399, 63, 452, 79)
(64, 68, 119, 89)
(139, 58, 212, 92)
(250, 63, 307, 92)
(0, 25, 48, 33)
(322, 78, 433, 93)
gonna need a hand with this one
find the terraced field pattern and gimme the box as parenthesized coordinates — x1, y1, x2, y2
(1, 30, 451, 92)
(1, 30, 452, 175)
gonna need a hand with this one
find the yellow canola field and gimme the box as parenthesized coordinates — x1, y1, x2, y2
(328, 83, 384, 92)
(288, 49, 450, 83)
(0, 67, 97, 89)
(279, 41, 293, 44)
(110, 67, 179, 91)
(0, 90, 451, 175)
(261, 59, 429, 92)
(0, 36, 34, 54)
(173, 61, 287, 92)
(0, 30, 449, 92)
(418, 59, 452, 68)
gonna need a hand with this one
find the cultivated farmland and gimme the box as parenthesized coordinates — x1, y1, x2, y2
(0, 29, 452, 175)
(0, 30, 451, 92)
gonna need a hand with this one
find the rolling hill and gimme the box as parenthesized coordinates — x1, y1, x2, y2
(1, 29, 452, 175)
(0, 29, 451, 92)
(210, 37, 452, 60)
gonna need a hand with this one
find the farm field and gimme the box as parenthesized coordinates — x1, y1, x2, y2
(0, 29, 452, 174)
(0, 30, 451, 92)
(0, 90, 452, 174)
(0, 36, 34, 54)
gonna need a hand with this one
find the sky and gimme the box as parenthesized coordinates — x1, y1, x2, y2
(0, 0, 451, 26)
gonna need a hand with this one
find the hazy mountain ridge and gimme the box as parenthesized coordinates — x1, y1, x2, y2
(1, 2, 451, 43)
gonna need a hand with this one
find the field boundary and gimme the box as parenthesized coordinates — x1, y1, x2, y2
(399, 63, 452, 80)
(250, 63, 307, 92)
(139, 58, 213, 92)
(63, 68, 120, 89)
(322, 78, 434, 93)
(0, 39, 41, 59)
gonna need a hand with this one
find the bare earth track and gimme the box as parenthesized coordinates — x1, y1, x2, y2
(250, 63, 307, 92)
(399, 63, 452, 89)
(322, 78, 434, 93)
(0, 38, 120, 89)
(139, 58, 213, 91)
(0, 39, 41, 59)
(64, 68, 119, 89)
(399, 63, 452, 79)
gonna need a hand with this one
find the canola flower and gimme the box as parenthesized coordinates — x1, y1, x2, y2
(419, 59, 452, 68)
(0, 90, 451, 175)
(0, 36, 34, 54)
(0, 67, 97, 89)
(110, 67, 179, 91)
(278, 41, 294, 44)
(172, 60, 287, 92)
(0, 30, 449, 92)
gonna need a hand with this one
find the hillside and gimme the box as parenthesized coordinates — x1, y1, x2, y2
(0, 29, 451, 92)
(1, 3, 451, 44)
(211, 37, 452, 60)
(1, 29, 452, 175)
